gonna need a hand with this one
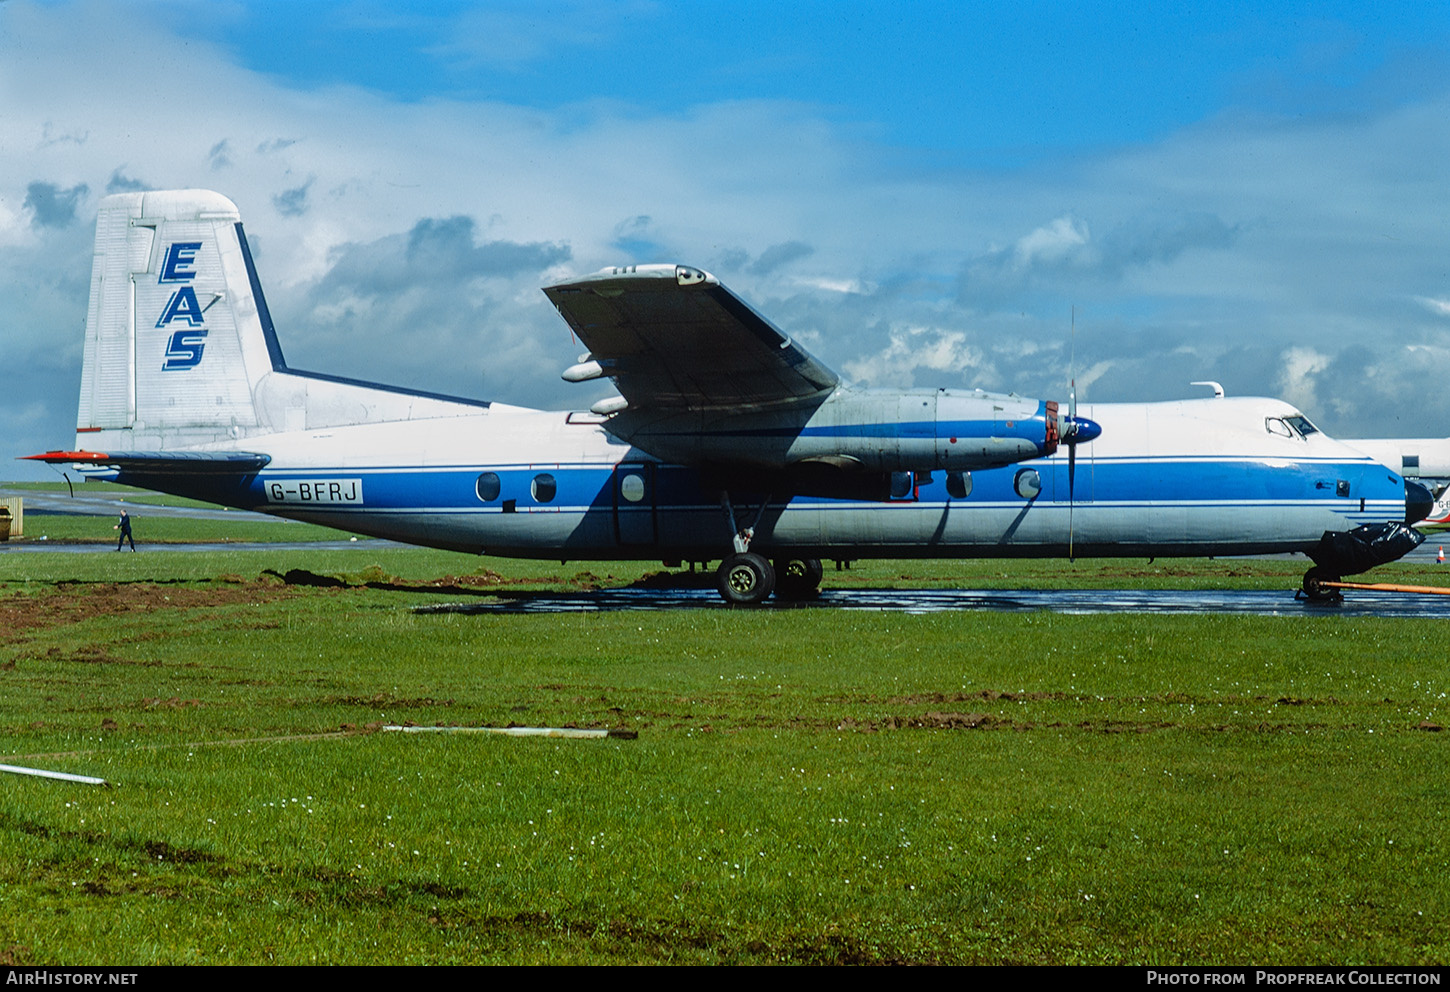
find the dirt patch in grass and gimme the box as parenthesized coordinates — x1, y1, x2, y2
(320, 692, 455, 709)
(890, 689, 1080, 705)
(259, 567, 608, 594)
(0, 581, 301, 644)
(839, 711, 1001, 732)
(0, 945, 33, 966)
(30, 644, 158, 667)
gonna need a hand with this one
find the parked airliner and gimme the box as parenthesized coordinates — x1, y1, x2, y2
(1344, 437, 1450, 530)
(27, 190, 1429, 602)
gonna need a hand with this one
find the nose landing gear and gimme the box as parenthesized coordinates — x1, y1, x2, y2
(1301, 521, 1424, 603)
(1300, 566, 1343, 603)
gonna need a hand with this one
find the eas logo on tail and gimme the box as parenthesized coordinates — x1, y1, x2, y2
(157, 242, 209, 370)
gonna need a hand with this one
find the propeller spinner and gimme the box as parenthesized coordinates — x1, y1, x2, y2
(1056, 385, 1102, 446)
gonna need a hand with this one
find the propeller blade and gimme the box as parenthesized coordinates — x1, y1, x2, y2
(1068, 441, 1076, 561)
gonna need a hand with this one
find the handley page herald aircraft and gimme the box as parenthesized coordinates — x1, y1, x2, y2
(27, 190, 1431, 603)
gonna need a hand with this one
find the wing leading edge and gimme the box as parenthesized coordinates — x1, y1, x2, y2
(544, 265, 838, 412)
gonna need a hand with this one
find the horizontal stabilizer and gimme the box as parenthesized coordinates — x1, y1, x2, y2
(23, 450, 271, 474)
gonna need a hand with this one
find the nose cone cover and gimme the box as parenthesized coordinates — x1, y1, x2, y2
(1405, 480, 1435, 525)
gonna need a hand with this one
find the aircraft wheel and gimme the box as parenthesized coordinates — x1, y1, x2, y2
(1301, 566, 1343, 602)
(717, 552, 775, 605)
(774, 557, 824, 600)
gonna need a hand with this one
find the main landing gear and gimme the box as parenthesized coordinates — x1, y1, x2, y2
(718, 551, 775, 605)
(716, 553, 824, 604)
(775, 556, 825, 601)
(713, 491, 823, 605)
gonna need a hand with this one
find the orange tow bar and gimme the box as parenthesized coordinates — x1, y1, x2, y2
(1320, 580, 1450, 596)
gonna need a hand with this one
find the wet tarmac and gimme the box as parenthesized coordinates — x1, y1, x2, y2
(414, 585, 1450, 618)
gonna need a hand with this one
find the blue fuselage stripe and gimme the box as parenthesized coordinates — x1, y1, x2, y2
(118, 452, 1404, 561)
(248, 456, 1390, 511)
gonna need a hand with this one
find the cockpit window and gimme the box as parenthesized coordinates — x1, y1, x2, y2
(1268, 415, 1320, 439)
(1284, 415, 1319, 437)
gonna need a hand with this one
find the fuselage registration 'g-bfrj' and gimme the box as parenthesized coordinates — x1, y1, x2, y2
(28, 190, 1431, 603)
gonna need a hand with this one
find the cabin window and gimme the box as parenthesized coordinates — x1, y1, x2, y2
(531, 473, 557, 503)
(475, 472, 501, 502)
(1014, 468, 1041, 499)
(946, 471, 972, 500)
(619, 473, 646, 502)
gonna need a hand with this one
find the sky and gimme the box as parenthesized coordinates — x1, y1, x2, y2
(3, 0, 1450, 479)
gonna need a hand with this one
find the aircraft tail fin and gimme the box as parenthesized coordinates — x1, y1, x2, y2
(75, 190, 489, 454)
(77, 190, 277, 449)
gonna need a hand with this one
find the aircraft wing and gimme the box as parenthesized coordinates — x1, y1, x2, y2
(543, 265, 838, 411)
(23, 450, 271, 474)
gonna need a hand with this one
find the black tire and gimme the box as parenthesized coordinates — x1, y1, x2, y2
(1302, 566, 1342, 602)
(717, 552, 775, 605)
(774, 557, 824, 600)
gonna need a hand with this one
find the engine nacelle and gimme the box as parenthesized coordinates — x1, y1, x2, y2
(604, 387, 1082, 473)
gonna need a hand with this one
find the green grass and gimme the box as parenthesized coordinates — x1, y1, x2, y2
(17, 513, 371, 544)
(1, 544, 1448, 964)
(2, 541, 1443, 591)
(3, 481, 223, 503)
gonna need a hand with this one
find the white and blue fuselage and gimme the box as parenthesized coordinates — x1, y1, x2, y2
(145, 394, 1405, 563)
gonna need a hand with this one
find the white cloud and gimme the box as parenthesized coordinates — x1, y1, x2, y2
(1071, 360, 1115, 399)
(1415, 296, 1450, 318)
(790, 275, 872, 295)
(1014, 216, 1091, 269)
(1277, 346, 1330, 414)
(842, 324, 994, 389)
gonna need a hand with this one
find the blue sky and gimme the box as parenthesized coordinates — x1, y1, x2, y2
(192, 2, 1440, 152)
(3, 0, 1450, 477)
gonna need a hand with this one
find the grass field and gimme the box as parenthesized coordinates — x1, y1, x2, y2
(3, 483, 369, 545)
(1, 499, 1448, 964)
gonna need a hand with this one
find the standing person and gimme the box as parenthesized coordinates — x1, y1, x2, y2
(114, 510, 135, 551)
